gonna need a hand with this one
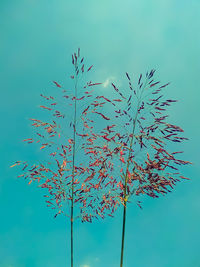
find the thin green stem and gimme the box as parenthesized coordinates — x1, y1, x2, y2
(120, 108, 139, 267)
(70, 68, 78, 267)
(120, 78, 148, 267)
(120, 203, 127, 267)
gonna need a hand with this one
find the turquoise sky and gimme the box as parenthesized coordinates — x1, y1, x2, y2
(1, 1, 200, 266)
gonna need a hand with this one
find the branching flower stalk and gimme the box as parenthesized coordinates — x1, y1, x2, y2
(70, 59, 78, 267)
(120, 77, 149, 267)
(95, 70, 191, 267)
(11, 49, 120, 267)
(120, 100, 140, 267)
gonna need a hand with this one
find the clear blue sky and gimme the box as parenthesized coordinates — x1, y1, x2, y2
(1, 0, 200, 266)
